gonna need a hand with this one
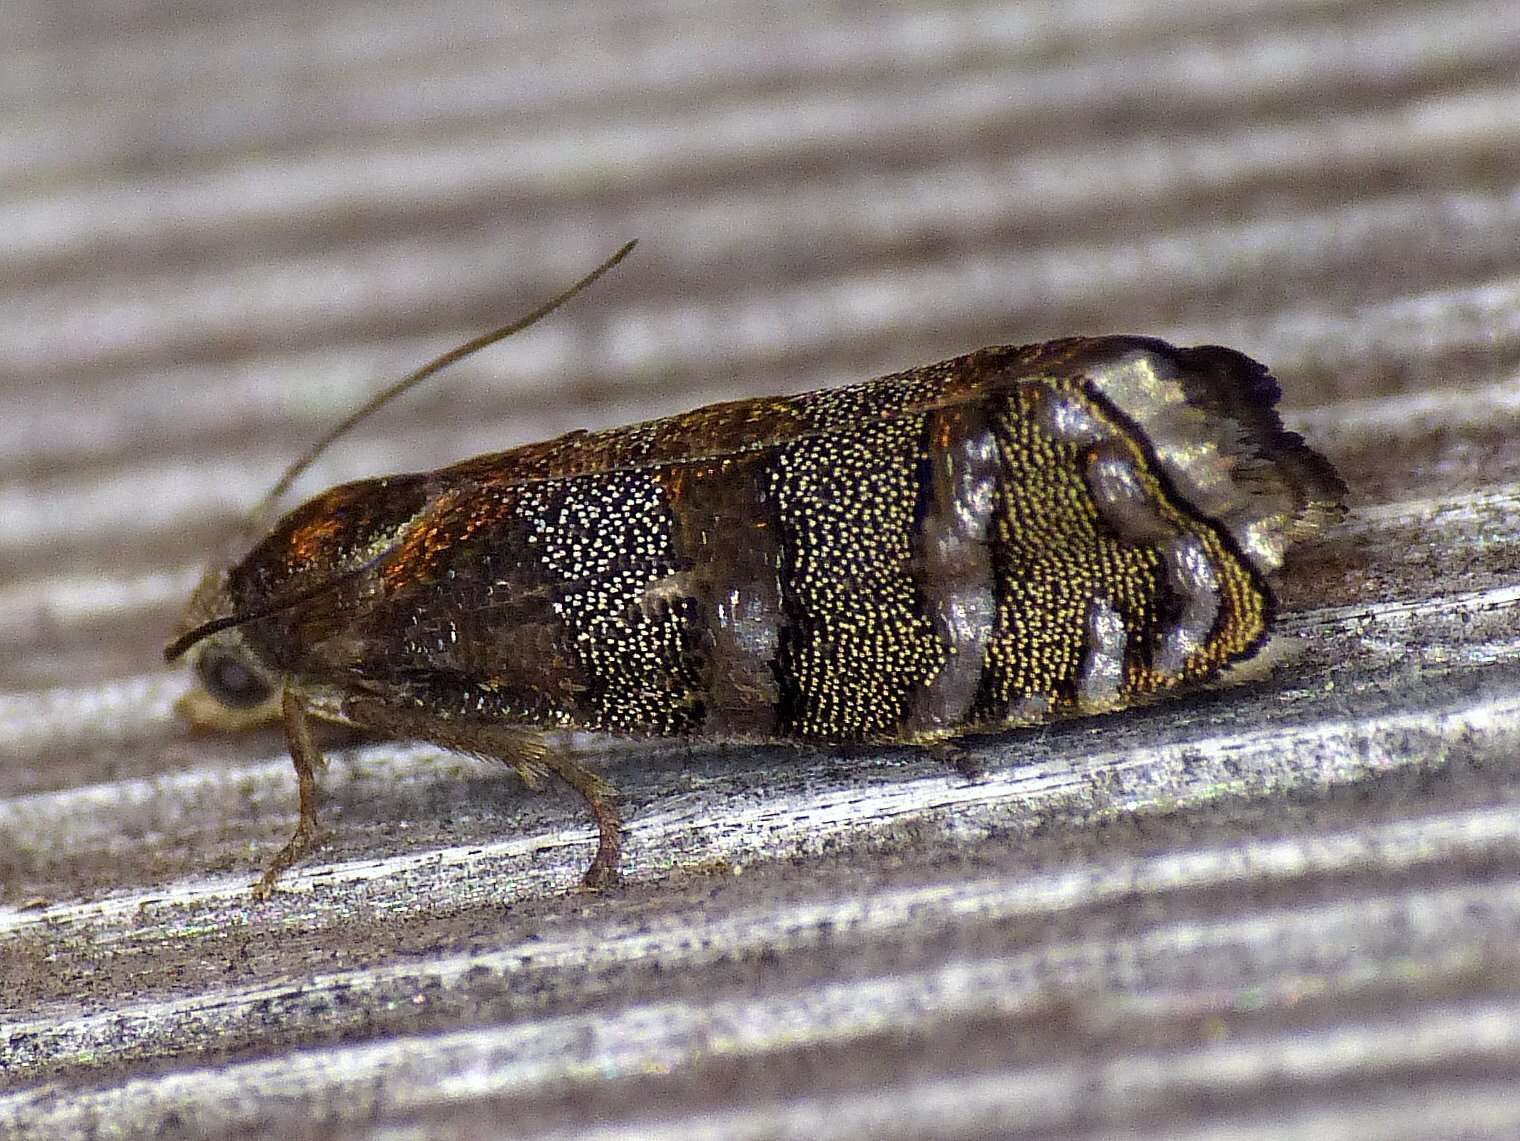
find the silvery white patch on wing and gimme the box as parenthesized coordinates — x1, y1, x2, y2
(1035, 391, 1108, 445)
(1078, 596, 1127, 704)
(914, 410, 1001, 727)
(1085, 447, 1174, 545)
(1155, 535, 1222, 677)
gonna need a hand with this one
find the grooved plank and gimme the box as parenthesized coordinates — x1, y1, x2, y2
(3, 0, 1519, 1137)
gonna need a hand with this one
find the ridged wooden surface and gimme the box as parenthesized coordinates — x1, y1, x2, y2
(4, 1, 1520, 1137)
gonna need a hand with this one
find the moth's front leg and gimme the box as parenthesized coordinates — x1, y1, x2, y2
(256, 688, 328, 900)
(342, 696, 624, 889)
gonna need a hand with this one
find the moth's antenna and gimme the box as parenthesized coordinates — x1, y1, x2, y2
(253, 239, 637, 524)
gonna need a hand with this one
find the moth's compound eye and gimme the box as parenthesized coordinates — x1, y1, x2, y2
(196, 646, 274, 709)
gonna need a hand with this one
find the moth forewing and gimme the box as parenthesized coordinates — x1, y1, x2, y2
(171, 323, 1343, 897)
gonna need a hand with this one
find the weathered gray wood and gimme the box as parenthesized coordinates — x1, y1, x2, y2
(3, 0, 1520, 1136)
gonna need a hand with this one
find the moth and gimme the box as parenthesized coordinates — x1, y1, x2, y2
(167, 242, 1345, 897)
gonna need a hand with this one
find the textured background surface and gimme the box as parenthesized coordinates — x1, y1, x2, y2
(4, 1, 1520, 1137)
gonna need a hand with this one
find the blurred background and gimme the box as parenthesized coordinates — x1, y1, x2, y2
(4, 1, 1520, 1137)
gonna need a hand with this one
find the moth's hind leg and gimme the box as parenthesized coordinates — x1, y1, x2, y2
(342, 697, 624, 889)
(537, 747, 623, 888)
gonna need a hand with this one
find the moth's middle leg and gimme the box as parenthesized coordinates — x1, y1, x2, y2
(343, 697, 624, 888)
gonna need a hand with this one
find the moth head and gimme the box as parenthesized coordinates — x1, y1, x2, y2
(164, 483, 416, 732)
(163, 477, 421, 733)
(169, 565, 284, 732)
